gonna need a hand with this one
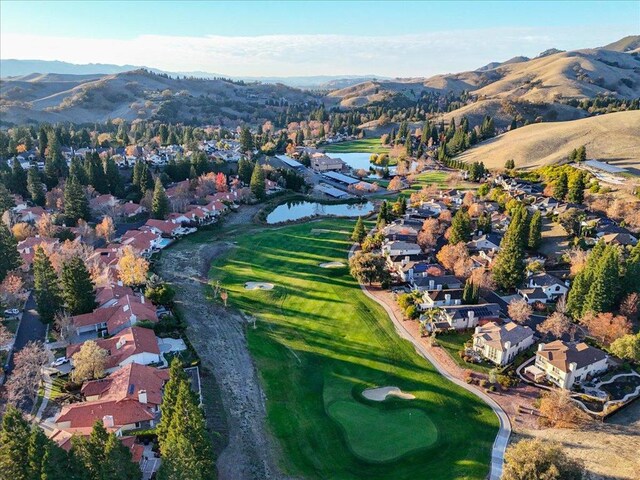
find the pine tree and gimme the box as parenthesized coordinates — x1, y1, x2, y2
(33, 246, 63, 323)
(566, 242, 605, 318)
(61, 256, 96, 315)
(237, 158, 254, 184)
(528, 210, 542, 250)
(158, 381, 214, 480)
(104, 157, 123, 196)
(583, 246, 620, 316)
(624, 242, 640, 296)
(477, 212, 492, 234)
(351, 217, 367, 244)
(44, 134, 67, 188)
(27, 166, 46, 206)
(63, 175, 89, 226)
(239, 126, 254, 153)
(157, 359, 189, 445)
(9, 158, 28, 197)
(70, 157, 89, 185)
(449, 209, 472, 244)
(492, 204, 527, 290)
(553, 171, 568, 200)
(568, 172, 585, 204)
(151, 177, 170, 219)
(0, 406, 30, 478)
(102, 432, 142, 480)
(404, 131, 413, 156)
(0, 222, 21, 282)
(0, 182, 15, 213)
(576, 145, 587, 162)
(249, 162, 266, 200)
(462, 279, 478, 304)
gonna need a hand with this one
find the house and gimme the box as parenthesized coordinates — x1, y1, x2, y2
(409, 200, 447, 219)
(382, 241, 422, 257)
(396, 260, 440, 282)
(526, 272, 568, 300)
(16, 236, 59, 270)
(601, 232, 638, 246)
(71, 294, 158, 336)
(16, 206, 45, 223)
(472, 322, 535, 366)
(411, 275, 462, 293)
(142, 219, 183, 237)
(120, 229, 162, 256)
(54, 364, 169, 435)
(421, 289, 464, 309)
(310, 153, 345, 172)
(383, 222, 419, 243)
(265, 179, 282, 195)
(516, 287, 548, 304)
(467, 233, 502, 253)
(66, 326, 161, 373)
(533, 197, 559, 212)
(534, 340, 609, 390)
(90, 194, 119, 210)
(428, 303, 501, 331)
(119, 202, 146, 218)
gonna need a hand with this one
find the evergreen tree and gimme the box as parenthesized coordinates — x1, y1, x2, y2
(249, 162, 266, 200)
(0, 406, 30, 479)
(566, 241, 605, 318)
(9, 158, 28, 196)
(63, 175, 89, 226)
(351, 217, 367, 244)
(152, 177, 170, 219)
(576, 145, 587, 162)
(0, 182, 15, 213)
(157, 359, 189, 445)
(477, 212, 492, 234)
(553, 171, 568, 200)
(492, 204, 527, 290)
(404, 131, 413, 156)
(568, 172, 585, 204)
(528, 210, 542, 250)
(623, 242, 640, 296)
(38, 126, 49, 158)
(0, 222, 21, 282)
(449, 209, 472, 244)
(70, 157, 88, 185)
(33, 246, 63, 323)
(44, 134, 67, 188)
(61, 256, 96, 315)
(27, 166, 46, 206)
(583, 246, 620, 316)
(104, 157, 123, 196)
(102, 433, 142, 480)
(158, 381, 214, 480)
(239, 126, 254, 153)
(462, 279, 479, 304)
(237, 158, 254, 184)
(504, 159, 515, 170)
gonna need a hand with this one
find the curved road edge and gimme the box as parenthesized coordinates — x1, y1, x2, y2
(348, 244, 510, 480)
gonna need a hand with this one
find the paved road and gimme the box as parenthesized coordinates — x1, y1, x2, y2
(6, 292, 47, 373)
(349, 244, 510, 480)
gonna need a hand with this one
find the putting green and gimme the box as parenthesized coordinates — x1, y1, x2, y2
(327, 400, 437, 462)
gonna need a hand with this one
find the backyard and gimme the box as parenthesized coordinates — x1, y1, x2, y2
(208, 219, 498, 479)
(435, 331, 493, 374)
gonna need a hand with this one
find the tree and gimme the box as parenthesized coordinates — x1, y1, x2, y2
(448, 209, 472, 245)
(27, 166, 46, 206)
(417, 218, 441, 251)
(553, 171, 568, 200)
(492, 204, 528, 290)
(237, 158, 254, 184)
(504, 159, 515, 170)
(387, 176, 403, 191)
(0, 182, 15, 213)
(609, 333, 640, 362)
(9, 159, 28, 197)
(527, 210, 542, 250)
(582, 246, 620, 316)
(0, 405, 31, 478)
(502, 438, 584, 480)
(538, 312, 574, 340)
(349, 251, 390, 286)
(582, 312, 631, 346)
(239, 126, 254, 153)
(249, 162, 266, 200)
(462, 279, 478, 304)
(351, 217, 367, 244)
(568, 172, 585, 204)
(96, 216, 115, 242)
(44, 134, 67, 188)
(71, 340, 107, 383)
(33, 246, 63, 323)
(5, 341, 48, 407)
(117, 246, 149, 286)
(377, 200, 390, 227)
(104, 157, 123, 196)
(436, 242, 472, 277)
(64, 175, 89, 226)
(0, 222, 21, 283)
(566, 241, 605, 317)
(538, 390, 587, 429)
(215, 172, 227, 192)
(158, 370, 214, 480)
(508, 298, 533, 323)
(576, 145, 587, 162)
(61, 256, 96, 315)
(151, 177, 170, 219)
(157, 358, 189, 445)
(102, 429, 142, 480)
(619, 292, 639, 323)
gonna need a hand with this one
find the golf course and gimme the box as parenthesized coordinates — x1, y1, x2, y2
(208, 218, 498, 479)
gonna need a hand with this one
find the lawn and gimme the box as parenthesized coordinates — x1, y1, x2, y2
(208, 219, 498, 479)
(323, 138, 390, 154)
(436, 332, 493, 374)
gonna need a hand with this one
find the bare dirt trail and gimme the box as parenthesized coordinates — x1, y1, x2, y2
(157, 205, 293, 480)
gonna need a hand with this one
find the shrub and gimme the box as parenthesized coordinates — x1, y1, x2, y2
(479, 379, 488, 388)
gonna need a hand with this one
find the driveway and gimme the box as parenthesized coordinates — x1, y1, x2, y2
(5, 292, 47, 373)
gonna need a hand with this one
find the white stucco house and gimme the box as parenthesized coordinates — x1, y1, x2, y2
(534, 340, 609, 390)
(472, 322, 535, 366)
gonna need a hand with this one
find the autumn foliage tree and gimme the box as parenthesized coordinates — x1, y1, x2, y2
(538, 312, 574, 340)
(508, 298, 533, 323)
(538, 390, 587, 429)
(117, 246, 149, 286)
(582, 312, 631, 346)
(436, 242, 472, 277)
(96, 216, 115, 242)
(71, 340, 107, 383)
(5, 341, 48, 408)
(417, 218, 441, 251)
(502, 438, 584, 480)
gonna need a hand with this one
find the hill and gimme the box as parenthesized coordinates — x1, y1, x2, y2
(601, 35, 640, 53)
(456, 110, 640, 172)
(0, 69, 325, 125)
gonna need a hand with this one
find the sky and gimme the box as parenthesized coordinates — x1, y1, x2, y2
(1, 0, 638, 78)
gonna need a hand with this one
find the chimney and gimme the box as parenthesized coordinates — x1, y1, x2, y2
(429, 279, 435, 289)
(138, 390, 148, 404)
(504, 341, 512, 351)
(474, 326, 481, 334)
(103, 415, 114, 428)
(445, 293, 451, 305)
(537, 343, 545, 352)
(569, 362, 577, 373)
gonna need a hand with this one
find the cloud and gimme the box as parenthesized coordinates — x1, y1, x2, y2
(0, 26, 629, 77)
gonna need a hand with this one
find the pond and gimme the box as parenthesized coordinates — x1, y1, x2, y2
(325, 152, 417, 178)
(266, 201, 375, 224)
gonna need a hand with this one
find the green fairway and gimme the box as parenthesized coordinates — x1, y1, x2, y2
(323, 138, 390, 154)
(208, 219, 497, 479)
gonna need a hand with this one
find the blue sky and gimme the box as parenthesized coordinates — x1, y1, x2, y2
(1, 1, 638, 76)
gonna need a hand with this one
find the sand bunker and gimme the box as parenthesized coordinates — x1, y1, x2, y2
(319, 261, 346, 268)
(362, 386, 415, 401)
(244, 282, 274, 290)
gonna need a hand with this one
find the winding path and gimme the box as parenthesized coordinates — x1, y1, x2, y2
(348, 245, 510, 480)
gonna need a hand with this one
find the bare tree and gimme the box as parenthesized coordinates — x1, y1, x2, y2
(508, 298, 533, 323)
(417, 218, 441, 251)
(582, 312, 631, 346)
(0, 323, 13, 348)
(620, 292, 639, 324)
(538, 312, 575, 340)
(538, 390, 587, 428)
(5, 341, 48, 408)
(54, 312, 75, 343)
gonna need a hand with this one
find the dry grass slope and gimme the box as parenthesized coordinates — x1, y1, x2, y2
(456, 110, 640, 171)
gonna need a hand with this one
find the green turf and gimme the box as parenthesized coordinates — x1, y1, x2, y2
(436, 332, 493, 374)
(323, 138, 390, 154)
(208, 219, 498, 479)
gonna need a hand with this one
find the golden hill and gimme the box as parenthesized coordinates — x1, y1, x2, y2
(456, 110, 640, 171)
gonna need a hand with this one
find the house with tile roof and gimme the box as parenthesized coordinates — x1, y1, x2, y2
(472, 322, 535, 366)
(534, 340, 609, 389)
(71, 294, 158, 336)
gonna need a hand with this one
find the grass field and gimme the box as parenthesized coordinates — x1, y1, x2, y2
(208, 219, 497, 479)
(323, 138, 390, 154)
(437, 332, 493, 374)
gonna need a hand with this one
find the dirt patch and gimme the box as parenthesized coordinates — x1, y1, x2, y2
(245, 282, 274, 290)
(362, 386, 415, 401)
(319, 261, 345, 268)
(157, 205, 293, 480)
